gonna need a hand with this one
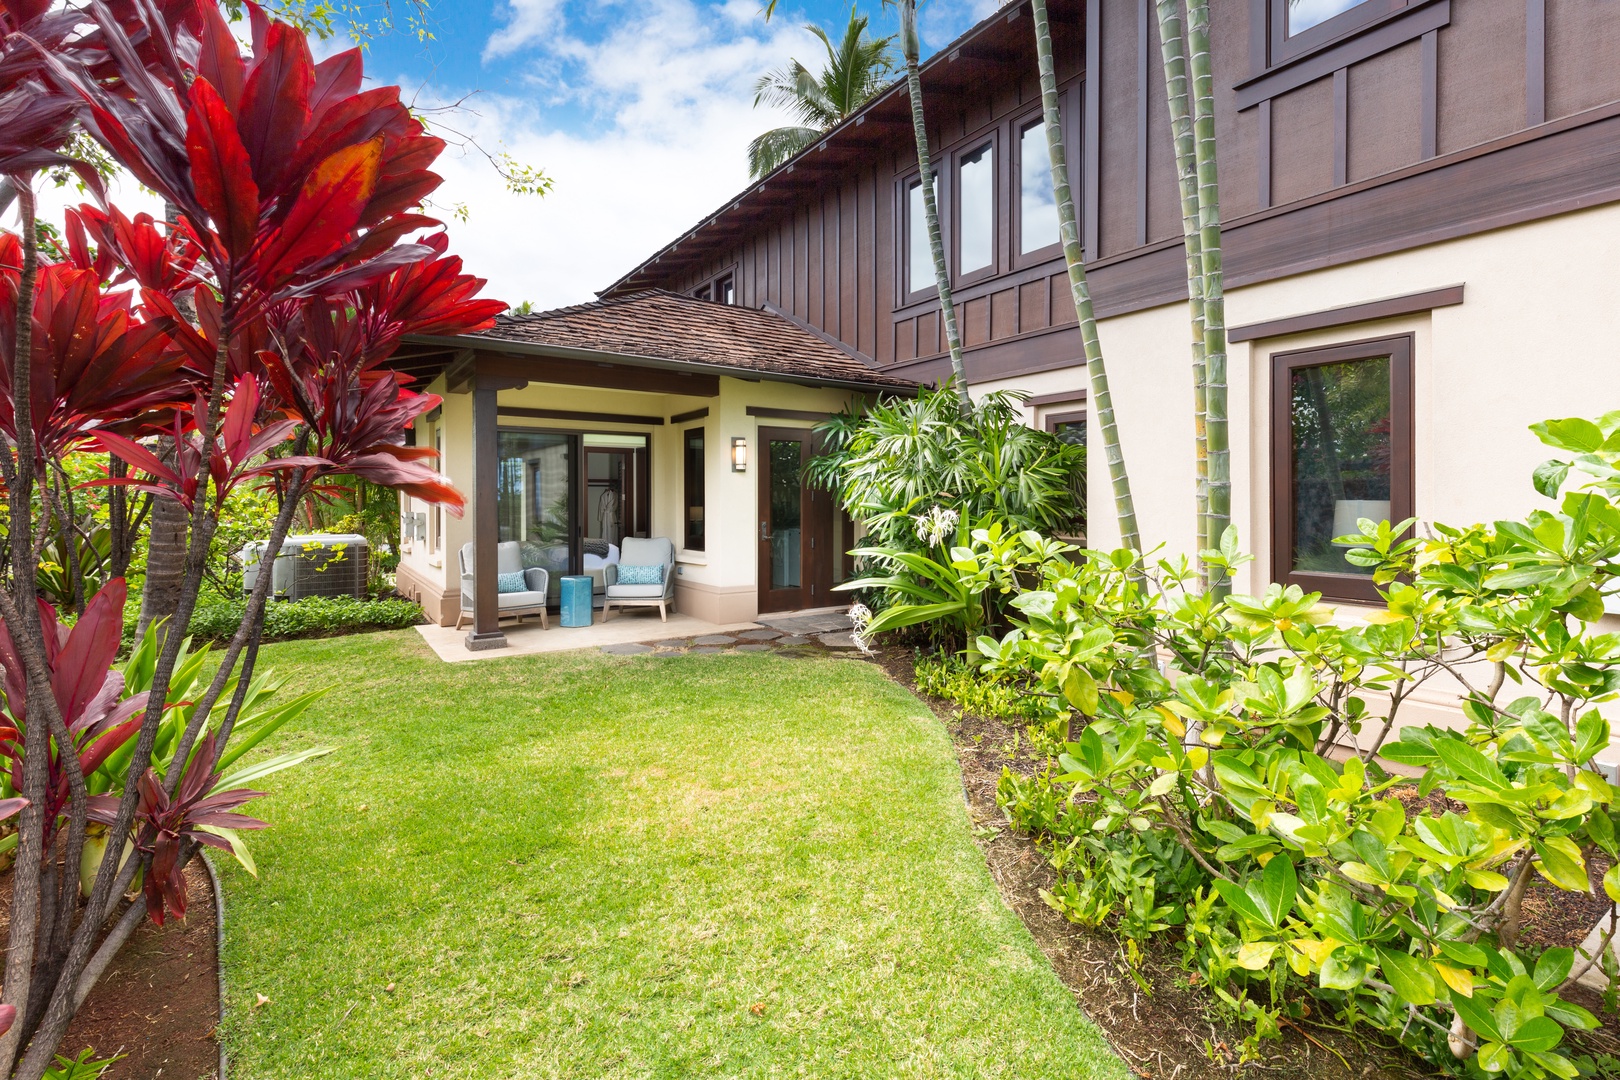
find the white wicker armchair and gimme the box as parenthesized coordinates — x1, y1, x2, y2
(602, 537, 676, 621)
(456, 541, 549, 630)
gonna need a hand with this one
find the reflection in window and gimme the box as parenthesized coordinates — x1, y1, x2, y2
(684, 428, 705, 552)
(768, 439, 802, 589)
(717, 275, 735, 305)
(908, 179, 935, 293)
(1288, 356, 1391, 576)
(1288, 0, 1370, 35)
(1053, 418, 1086, 447)
(958, 143, 993, 274)
(497, 430, 574, 589)
(1020, 121, 1060, 254)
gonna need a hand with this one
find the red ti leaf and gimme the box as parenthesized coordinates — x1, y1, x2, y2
(185, 77, 260, 262)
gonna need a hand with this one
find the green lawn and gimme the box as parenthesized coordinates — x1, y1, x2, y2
(216, 632, 1126, 1079)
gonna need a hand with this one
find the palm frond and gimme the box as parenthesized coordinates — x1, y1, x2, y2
(748, 125, 823, 178)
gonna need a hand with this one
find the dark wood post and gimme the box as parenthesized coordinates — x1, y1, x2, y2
(464, 378, 506, 650)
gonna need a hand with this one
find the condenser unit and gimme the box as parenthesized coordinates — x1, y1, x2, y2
(240, 533, 370, 600)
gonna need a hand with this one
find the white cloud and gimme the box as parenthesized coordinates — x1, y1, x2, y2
(484, 0, 568, 61)
(918, 0, 1004, 50)
(404, 0, 823, 310)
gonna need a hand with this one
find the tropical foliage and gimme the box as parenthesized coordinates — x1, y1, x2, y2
(864, 413, 1620, 1079)
(748, 6, 895, 178)
(0, 1, 499, 1072)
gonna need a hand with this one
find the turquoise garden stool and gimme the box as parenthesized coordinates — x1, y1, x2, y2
(558, 575, 594, 627)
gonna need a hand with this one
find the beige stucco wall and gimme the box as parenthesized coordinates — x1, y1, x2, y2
(393, 372, 862, 627)
(971, 201, 1620, 755)
(974, 200, 1620, 587)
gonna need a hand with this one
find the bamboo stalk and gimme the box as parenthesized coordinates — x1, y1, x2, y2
(1155, 0, 1209, 582)
(1186, 0, 1230, 593)
(898, 0, 969, 404)
(1031, 0, 1140, 551)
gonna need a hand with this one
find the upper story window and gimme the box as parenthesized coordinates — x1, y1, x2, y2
(1286, 0, 1370, 35)
(1018, 120, 1060, 255)
(956, 143, 994, 277)
(1270, 334, 1412, 603)
(906, 177, 936, 297)
(692, 271, 736, 304)
(1265, 0, 1398, 68)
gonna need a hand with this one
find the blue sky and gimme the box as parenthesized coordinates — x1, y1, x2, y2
(333, 0, 1004, 309)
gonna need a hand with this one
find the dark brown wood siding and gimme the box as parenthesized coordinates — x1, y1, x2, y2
(645, 0, 1620, 385)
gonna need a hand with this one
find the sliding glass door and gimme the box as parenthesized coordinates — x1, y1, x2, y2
(496, 428, 650, 600)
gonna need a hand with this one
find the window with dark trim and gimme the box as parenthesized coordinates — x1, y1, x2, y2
(1017, 118, 1061, 259)
(693, 283, 711, 302)
(1263, 0, 1401, 68)
(716, 274, 735, 305)
(904, 176, 937, 300)
(1271, 334, 1412, 602)
(955, 141, 995, 280)
(683, 427, 705, 552)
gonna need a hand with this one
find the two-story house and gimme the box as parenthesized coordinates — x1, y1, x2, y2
(394, 0, 1620, 652)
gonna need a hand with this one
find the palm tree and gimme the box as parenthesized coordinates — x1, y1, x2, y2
(1028, 0, 1140, 550)
(749, 8, 896, 178)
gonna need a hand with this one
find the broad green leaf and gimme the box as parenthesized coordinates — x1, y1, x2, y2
(1533, 947, 1574, 992)
(1212, 878, 1269, 928)
(1432, 738, 1508, 792)
(1508, 1016, 1564, 1053)
(1062, 666, 1098, 715)
(212, 747, 334, 794)
(1376, 947, 1437, 1006)
(1235, 941, 1278, 971)
(1250, 852, 1297, 928)
(1533, 835, 1589, 892)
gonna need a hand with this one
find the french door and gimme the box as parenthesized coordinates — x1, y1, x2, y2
(757, 427, 833, 613)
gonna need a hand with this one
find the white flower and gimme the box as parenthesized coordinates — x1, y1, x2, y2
(913, 505, 960, 548)
(847, 602, 875, 655)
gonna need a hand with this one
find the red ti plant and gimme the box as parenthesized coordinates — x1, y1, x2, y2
(86, 733, 266, 926)
(0, 2, 500, 1075)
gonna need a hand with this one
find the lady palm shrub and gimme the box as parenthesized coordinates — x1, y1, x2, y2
(878, 414, 1620, 1079)
(815, 383, 1084, 648)
(810, 381, 1085, 548)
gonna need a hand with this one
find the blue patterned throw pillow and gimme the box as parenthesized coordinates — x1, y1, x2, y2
(497, 570, 529, 594)
(616, 563, 664, 586)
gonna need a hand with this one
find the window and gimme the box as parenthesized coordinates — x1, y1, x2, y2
(1019, 120, 1060, 255)
(1264, 0, 1399, 68)
(716, 274, 735, 305)
(1271, 335, 1412, 602)
(693, 284, 711, 301)
(956, 143, 994, 276)
(684, 427, 705, 552)
(906, 177, 936, 296)
(1286, 0, 1370, 35)
(430, 425, 444, 554)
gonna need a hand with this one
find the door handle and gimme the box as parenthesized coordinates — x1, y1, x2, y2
(760, 521, 770, 540)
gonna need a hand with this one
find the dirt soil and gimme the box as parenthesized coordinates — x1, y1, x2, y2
(57, 861, 219, 1080)
(868, 645, 1620, 1079)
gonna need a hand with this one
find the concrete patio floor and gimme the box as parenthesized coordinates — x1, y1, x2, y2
(414, 610, 762, 662)
(413, 606, 860, 663)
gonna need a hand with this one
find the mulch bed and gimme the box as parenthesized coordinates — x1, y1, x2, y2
(866, 644, 1620, 1079)
(0, 860, 220, 1079)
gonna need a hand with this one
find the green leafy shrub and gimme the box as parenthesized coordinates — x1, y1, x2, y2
(914, 654, 1050, 721)
(187, 595, 423, 644)
(899, 413, 1620, 1079)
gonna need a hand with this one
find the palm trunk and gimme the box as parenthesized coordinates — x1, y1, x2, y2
(1030, 0, 1140, 551)
(1155, 0, 1209, 581)
(898, 0, 969, 405)
(1186, 0, 1230, 593)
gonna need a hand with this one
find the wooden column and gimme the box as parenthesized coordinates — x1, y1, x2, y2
(460, 371, 528, 652)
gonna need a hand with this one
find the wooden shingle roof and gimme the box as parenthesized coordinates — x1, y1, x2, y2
(468, 289, 914, 390)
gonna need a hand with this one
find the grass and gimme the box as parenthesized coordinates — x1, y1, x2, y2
(217, 631, 1128, 1079)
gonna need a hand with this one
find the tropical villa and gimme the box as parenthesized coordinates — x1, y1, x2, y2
(391, 0, 1620, 658)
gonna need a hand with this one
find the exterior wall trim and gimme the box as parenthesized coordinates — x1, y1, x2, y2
(1228, 284, 1464, 342)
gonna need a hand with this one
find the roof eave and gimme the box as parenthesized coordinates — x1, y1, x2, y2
(400, 333, 917, 395)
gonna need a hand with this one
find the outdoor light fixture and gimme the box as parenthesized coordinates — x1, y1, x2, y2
(731, 436, 748, 472)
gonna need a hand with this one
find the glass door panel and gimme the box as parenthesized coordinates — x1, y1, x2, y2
(768, 438, 803, 590)
(497, 430, 574, 597)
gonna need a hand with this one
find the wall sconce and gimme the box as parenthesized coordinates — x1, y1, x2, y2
(730, 436, 748, 472)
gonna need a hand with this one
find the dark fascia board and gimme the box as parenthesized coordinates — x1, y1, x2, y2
(1227, 284, 1464, 342)
(1025, 389, 1088, 406)
(401, 333, 914, 396)
(596, 0, 1049, 298)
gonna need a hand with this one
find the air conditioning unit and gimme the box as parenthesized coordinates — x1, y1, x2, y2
(240, 534, 370, 601)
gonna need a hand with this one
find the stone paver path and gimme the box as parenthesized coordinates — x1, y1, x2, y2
(598, 621, 851, 659)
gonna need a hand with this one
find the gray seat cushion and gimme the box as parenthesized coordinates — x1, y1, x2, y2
(496, 591, 548, 609)
(604, 583, 667, 599)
